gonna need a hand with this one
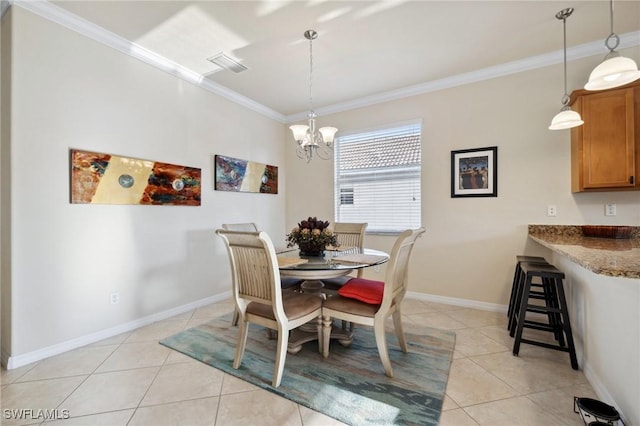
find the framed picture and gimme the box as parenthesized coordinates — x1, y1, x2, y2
(451, 146, 497, 198)
(70, 149, 201, 205)
(214, 154, 278, 194)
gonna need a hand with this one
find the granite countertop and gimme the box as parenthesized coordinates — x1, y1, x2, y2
(528, 225, 640, 279)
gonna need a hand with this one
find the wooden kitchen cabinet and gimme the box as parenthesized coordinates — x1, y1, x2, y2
(570, 80, 640, 192)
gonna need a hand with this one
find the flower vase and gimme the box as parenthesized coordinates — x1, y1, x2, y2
(298, 241, 326, 257)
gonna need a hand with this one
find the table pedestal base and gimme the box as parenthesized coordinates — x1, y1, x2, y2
(286, 280, 353, 354)
(287, 322, 353, 354)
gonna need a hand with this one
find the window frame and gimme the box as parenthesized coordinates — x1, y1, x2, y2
(333, 120, 422, 235)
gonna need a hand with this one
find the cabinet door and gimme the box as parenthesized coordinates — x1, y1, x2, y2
(581, 88, 635, 189)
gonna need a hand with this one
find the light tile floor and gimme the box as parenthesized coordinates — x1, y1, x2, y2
(1, 298, 597, 426)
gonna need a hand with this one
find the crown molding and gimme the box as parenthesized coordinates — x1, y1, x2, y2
(11, 0, 286, 123)
(1, 0, 10, 18)
(287, 30, 640, 122)
(8, 1, 639, 124)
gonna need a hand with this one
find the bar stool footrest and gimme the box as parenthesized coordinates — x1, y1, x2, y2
(518, 338, 570, 354)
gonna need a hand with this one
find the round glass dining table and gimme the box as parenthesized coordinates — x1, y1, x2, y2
(276, 247, 389, 353)
(277, 247, 389, 280)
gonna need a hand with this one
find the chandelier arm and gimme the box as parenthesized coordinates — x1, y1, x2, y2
(316, 144, 333, 160)
(296, 145, 312, 163)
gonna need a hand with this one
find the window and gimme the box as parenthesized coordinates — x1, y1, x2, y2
(334, 121, 422, 234)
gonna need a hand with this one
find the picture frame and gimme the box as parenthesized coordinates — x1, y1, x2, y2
(70, 149, 201, 205)
(451, 146, 498, 198)
(214, 154, 278, 194)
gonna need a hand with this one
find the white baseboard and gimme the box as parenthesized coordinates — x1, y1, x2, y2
(5, 291, 499, 370)
(405, 293, 630, 424)
(4, 292, 231, 370)
(581, 360, 629, 425)
(406, 291, 508, 313)
(7, 289, 625, 424)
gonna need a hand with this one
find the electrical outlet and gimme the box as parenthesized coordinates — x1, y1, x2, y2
(605, 203, 616, 216)
(110, 292, 119, 305)
(547, 205, 557, 217)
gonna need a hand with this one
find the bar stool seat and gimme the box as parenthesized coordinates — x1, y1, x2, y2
(511, 262, 578, 370)
(507, 255, 548, 331)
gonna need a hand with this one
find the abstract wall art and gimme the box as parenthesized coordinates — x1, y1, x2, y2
(70, 149, 201, 205)
(214, 154, 278, 194)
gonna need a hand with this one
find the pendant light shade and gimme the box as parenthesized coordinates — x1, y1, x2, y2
(549, 8, 583, 131)
(549, 108, 584, 130)
(585, 0, 640, 90)
(585, 55, 640, 90)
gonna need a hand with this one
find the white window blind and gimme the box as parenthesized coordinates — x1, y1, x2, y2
(334, 122, 422, 234)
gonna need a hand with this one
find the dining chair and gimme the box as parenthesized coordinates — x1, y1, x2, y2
(222, 222, 302, 327)
(323, 222, 368, 290)
(222, 222, 259, 232)
(321, 227, 425, 378)
(216, 229, 324, 388)
(222, 223, 260, 326)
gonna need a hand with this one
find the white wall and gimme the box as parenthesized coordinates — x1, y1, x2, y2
(553, 253, 640, 425)
(3, 1, 640, 391)
(2, 7, 286, 365)
(286, 45, 640, 308)
(284, 43, 640, 423)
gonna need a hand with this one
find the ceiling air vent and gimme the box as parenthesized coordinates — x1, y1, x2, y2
(207, 52, 248, 74)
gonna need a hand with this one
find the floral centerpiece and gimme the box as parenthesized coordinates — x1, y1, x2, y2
(286, 216, 339, 257)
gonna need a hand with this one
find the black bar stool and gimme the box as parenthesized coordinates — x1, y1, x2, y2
(507, 255, 548, 331)
(511, 262, 578, 370)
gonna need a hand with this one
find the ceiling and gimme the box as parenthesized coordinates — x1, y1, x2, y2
(48, 1, 640, 119)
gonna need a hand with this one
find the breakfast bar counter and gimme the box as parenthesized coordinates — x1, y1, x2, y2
(528, 225, 640, 279)
(527, 225, 640, 425)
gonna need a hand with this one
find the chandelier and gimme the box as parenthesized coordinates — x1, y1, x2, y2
(289, 30, 338, 163)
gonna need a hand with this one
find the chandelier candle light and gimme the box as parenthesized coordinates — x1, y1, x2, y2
(549, 8, 584, 130)
(289, 30, 338, 162)
(585, 0, 640, 90)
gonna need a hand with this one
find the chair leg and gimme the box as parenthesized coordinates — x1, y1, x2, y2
(554, 277, 579, 370)
(233, 320, 249, 369)
(272, 326, 288, 388)
(316, 315, 323, 354)
(392, 310, 408, 353)
(322, 314, 332, 358)
(374, 319, 393, 378)
(507, 263, 521, 319)
(512, 274, 532, 356)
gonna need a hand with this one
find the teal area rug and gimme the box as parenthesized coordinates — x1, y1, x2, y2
(160, 315, 455, 426)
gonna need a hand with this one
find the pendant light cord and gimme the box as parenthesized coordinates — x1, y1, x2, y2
(555, 8, 573, 107)
(605, 0, 620, 52)
(308, 33, 314, 113)
(562, 14, 569, 104)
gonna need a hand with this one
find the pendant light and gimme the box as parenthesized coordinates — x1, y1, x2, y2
(289, 30, 338, 163)
(549, 8, 583, 130)
(585, 0, 640, 90)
